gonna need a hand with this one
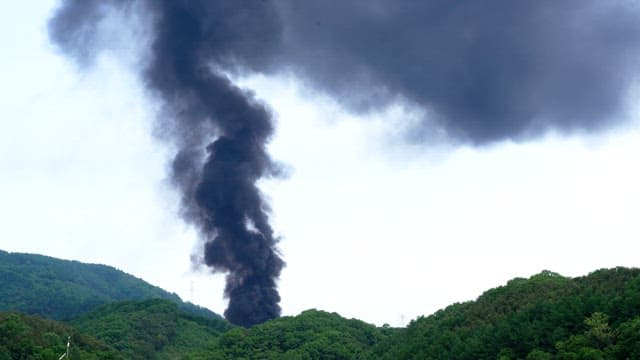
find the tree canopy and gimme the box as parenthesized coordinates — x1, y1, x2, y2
(3, 250, 640, 359)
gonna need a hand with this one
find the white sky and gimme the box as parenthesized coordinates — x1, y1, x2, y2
(1, 2, 639, 327)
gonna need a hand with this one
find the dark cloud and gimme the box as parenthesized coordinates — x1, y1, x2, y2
(277, 0, 640, 143)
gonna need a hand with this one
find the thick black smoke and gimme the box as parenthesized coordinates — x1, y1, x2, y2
(49, 0, 640, 326)
(49, 0, 284, 327)
(277, 0, 640, 143)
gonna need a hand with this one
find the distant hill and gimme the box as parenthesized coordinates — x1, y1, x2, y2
(4, 248, 640, 359)
(0, 249, 220, 321)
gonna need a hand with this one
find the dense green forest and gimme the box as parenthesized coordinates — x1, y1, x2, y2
(205, 309, 394, 359)
(0, 311, 120, 359)
(0, 250, 219, 320)
(3, 250, 640, 359)
(371, 269, 640, 359)
(71, 299, 230, 359)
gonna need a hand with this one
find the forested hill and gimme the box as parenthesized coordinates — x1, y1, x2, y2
(70, 299, 232, 359)
(3, 248, 640, 359)
(0, 249, 219, 321)
(372, 268, 640, 359)
(0, 311, 121, 359)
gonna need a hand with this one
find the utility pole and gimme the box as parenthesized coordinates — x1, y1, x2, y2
(58, 336, 70, 360)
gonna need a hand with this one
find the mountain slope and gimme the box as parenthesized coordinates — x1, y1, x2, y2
(4, 248, 640, 359)
(0, 249, 220, 321)
(0, 311, 121, 359)
(71, 299, 231, 360)
(204, 309, 393, 359)
(372, 268, 640, 359)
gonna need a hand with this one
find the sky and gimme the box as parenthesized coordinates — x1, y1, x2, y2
(1, 1, 640, 326)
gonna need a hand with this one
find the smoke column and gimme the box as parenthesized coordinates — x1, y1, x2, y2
(48, 0, 640, 326)
(144, 1, 285, 327)
(49, 0, 284, 327)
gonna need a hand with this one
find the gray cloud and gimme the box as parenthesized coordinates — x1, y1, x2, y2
(276, 0, 640, 143)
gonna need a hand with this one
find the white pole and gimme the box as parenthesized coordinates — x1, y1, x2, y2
(58, 336, 70, 360)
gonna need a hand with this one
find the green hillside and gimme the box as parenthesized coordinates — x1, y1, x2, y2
(373, 268, 640, 359)
(1, 301, 387, 360)
(0, 311, 121, 359)
(71, 299, 231, 360)
(205, 309, 394, 359)
(3, 249, 640, 359)
(0, 249, 219, 321)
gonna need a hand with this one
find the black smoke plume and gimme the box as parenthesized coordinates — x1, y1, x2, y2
(49, 0, 640, 326)
(276, 0, 640, 144)
(49, 0, 284, 327)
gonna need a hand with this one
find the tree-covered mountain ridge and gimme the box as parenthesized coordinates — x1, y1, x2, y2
(374, 268, 640, 359)
(2, 249, 640, 359)
(0, 249, 220, 321)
